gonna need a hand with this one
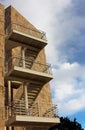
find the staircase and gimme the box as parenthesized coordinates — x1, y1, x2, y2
(16, 49, 38, 69)
(27, 83, 42, 107)
(25, 49, 38, 69)
(13, 82, 43, 111)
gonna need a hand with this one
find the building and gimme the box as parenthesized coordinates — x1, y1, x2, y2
(0, 3, 60, 130)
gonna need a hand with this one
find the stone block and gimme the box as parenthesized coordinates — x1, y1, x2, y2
(0, 4, 4, 15)
(0, 22, 4, 35)
(0, 58, 4, 67)
(0, 15, 4, 22)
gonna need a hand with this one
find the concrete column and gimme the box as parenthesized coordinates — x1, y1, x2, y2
(7, 127, 12, 130)
(6, 126, 14, 130)
(21, 47, 25, 68)
(0, 5, 5, 129)
(8, 81, 12, 116)
(8, 81, 12, 130)
(23, 82, 28, 114)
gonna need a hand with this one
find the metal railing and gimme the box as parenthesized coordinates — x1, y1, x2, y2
(6, 22, 47, 41)
(5, 57, 52, 75)
(6, 99, 58, 118)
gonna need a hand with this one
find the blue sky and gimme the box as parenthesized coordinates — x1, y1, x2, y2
(1, 0, 85, 129)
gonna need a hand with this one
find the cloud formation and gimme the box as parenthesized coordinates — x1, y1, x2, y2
(4, 0, 85, 116)
(52, 62, 85, 115)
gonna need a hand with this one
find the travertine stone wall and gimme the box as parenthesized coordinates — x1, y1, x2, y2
(5, 4, 53, 111)
(0, 3, 5, 130)
(10, 7, 52, 111)
(5, 5, 53, 130)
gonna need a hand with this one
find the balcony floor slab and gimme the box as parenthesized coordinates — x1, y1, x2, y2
(5, 66, 53, 84)
(5, 115, 60, 128)
(6, 30, 47, 50)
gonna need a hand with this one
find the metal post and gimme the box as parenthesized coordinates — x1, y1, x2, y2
(21, 47, 25, 68)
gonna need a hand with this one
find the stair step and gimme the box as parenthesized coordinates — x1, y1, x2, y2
(27, 91, 39, 95)
(28, 87, 40, 91)
(28, 97, 35, 100)
(14, 106, 25, 109)
(28, 93, 37, 96)
(26, 49, 38, 55)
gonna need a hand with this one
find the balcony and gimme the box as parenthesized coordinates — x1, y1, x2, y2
(5, 22, 48, 51)
(5, 100, 60, 128)
(5, 57, 53, 84)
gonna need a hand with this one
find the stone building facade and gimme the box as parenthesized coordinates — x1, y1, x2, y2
(0, 4, 60, 130)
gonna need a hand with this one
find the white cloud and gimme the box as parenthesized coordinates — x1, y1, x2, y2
(52, 62, 85, 116)
(59, 94, 85, 116)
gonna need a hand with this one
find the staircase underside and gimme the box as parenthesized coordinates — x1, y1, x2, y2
(5, 115, 60, 128)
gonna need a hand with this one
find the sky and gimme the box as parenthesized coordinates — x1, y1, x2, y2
(1, 0, 85, 129)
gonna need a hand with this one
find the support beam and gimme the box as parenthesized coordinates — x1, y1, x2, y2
(8, 81, 12, 117)
(23, 82, 28, 114)
(8, 81, 12, 130)
(21, 47, 26, 68)
(6, 126, 14, 130)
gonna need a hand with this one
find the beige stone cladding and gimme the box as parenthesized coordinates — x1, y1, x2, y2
(4, 5, 55, 130)
(5, 5, 53, 109)
(0, 3, 5, 130)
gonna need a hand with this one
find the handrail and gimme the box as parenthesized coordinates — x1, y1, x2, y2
(6, 22, 47, 41)
(5, 56, 52, 75)
(43, 104, 58, 117)
(6, 99, 58, 119)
